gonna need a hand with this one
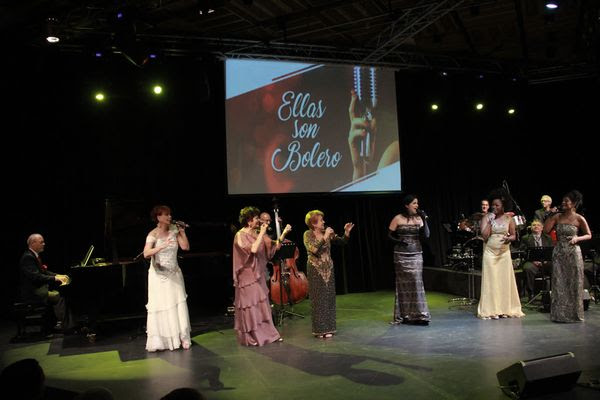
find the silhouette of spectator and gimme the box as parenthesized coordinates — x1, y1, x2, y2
(0, 358, 45, 400)
(160, 387, 206, 400)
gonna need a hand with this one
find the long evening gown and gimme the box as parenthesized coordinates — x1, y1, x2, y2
(477, 215, 525, 319)
(146, 226, 191, 351)
(304, 230, 348, 336)
(390, 225, 431, 323)
(232, 229, 281, 346)
(551, 223, 584, 322)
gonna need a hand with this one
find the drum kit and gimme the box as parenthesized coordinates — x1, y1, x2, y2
(447, 211, 528, 271)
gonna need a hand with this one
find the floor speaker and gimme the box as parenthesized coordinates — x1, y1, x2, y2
(497, 352, 581, 398)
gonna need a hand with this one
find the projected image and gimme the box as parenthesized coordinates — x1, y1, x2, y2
(225, 59, 401, 194)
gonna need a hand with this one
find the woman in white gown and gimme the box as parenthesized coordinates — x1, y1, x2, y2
(477, 193, 525, 320)
(143, 205, 191, 351)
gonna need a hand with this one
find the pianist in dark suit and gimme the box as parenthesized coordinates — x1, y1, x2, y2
(519, 221, 554, 300)
(18, 233, 71, 330)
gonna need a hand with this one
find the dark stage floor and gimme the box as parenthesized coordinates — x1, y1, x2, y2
(1, 291, 599, 400)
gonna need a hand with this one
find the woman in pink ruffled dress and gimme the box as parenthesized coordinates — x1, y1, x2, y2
(232, 206, 291, 346)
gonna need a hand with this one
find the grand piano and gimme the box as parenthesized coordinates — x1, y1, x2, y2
(59, 199, 233, 335)
(60, 245, 147, 334)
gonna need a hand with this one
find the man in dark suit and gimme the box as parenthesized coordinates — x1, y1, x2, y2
(19, 233, 71, 331)
(519, 221, 554, 300)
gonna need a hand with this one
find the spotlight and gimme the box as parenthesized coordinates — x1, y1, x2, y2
(475, 103, 484, 111)
(94, 92, 106, 102)
(507, 108, 516, 115)
(545, 1, 558, 9)
(198, 0, 216, 15)
(440, 71, 448, 77)
(431, 103, 439, 111)
(152, 85, 163, 95)
(46, 17, 60, 43)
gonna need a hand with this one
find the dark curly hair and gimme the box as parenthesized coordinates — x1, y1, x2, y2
(239, 206, 260, 226)
(400, 194, 418, 217)
(563, 190, 583, 209)
(487, 188, 513, 212)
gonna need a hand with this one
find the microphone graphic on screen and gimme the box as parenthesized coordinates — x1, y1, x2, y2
(353, 66, 377, 162)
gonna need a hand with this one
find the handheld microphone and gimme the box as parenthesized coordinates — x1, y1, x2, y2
(353, 66, 377, 159)
(172, 220, 190, 228)
(418, 209, 429, 220)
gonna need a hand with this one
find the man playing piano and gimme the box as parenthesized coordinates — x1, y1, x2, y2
(18, 233, 72, 332)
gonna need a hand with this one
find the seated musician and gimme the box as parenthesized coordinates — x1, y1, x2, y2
(469, 199, 490, 235)
(18, 233, 72, 332)
(519, 221, 553, 301)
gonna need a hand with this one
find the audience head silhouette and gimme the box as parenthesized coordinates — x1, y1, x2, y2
(0, 358, 45, 400)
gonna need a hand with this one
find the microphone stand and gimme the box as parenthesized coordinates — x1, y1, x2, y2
(503, 180, 525, 242)
(271, 198, 304, 326)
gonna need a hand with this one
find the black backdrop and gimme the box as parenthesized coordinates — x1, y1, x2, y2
(4, 46, 598, 315)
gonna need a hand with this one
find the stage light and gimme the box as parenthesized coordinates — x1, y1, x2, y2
(431, 103, 439, 111)
(507, 108, 516, 115)
(152, 85, 163, 95)
(198, 0, 216, 15)
(475, 103, 484, 111)
(46, 17, 60, 43)
(440, 71, 448, 77)
(94, 92, 106, 102)
(545, 1, 558, 9)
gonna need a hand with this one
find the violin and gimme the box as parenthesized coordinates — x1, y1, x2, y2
(269, 203, 309, 305)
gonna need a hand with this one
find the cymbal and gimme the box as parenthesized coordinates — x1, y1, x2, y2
(470, 212, 485, 220)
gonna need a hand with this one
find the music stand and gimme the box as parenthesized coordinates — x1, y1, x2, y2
(524, 247, 554, 309)
(272, 242, 305, 326)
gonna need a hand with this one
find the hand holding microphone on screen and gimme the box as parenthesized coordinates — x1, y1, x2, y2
(348, 89, 377, 180)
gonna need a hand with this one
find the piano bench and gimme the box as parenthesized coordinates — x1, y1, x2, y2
(10, 302, 51, 342)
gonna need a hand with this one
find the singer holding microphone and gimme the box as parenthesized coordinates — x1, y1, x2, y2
(477, 190, 524, 320)
(543, 190, 591, 323)
(303, 210, 354, 338)
(143, 205, 192, 352)
(233, 206, 291, 346)
(388, 194, 431, 325)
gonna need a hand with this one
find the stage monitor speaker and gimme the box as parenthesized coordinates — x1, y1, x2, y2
(497, 352, 581, 399)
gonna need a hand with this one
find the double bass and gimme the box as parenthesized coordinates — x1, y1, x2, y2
(269, 205, 309, 305)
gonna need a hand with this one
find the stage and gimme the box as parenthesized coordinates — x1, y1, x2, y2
(1, 289, 599, 400)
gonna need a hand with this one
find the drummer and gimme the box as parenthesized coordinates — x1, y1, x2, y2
(469, 199, 490, 235)
(519, 220, 553, 301)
